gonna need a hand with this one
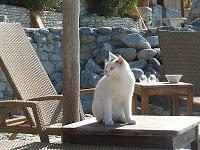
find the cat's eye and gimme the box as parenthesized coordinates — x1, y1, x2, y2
(110, 67, 114, 70)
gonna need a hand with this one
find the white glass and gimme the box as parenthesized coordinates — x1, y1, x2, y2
(147, 74, 157, 83)
(139, 74, 147, 83)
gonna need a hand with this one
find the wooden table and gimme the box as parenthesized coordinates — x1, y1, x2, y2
(62, 116, 200, 150)
(133, 82, 194, 115)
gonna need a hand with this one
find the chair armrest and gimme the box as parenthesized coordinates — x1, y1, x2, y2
(0, 100, 46, 130)
(0, 100, 37, 108)
(28, 95, 63, 101)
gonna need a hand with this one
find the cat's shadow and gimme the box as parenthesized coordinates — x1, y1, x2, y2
(78, 121, 135, 132)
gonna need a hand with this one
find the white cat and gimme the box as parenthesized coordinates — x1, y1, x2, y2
(92, 52, 136, 126)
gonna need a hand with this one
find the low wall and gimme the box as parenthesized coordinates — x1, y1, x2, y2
(0, 4, 31, 27)
(80, 14, 139, 29)
(39, 11, 63, 28)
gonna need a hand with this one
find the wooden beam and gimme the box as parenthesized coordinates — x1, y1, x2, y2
(62, 0, 80, 125)
(30, 11, 45, 28)
(181, 0, 185, 17)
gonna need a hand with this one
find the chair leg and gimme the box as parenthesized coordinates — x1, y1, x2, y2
(132, 94, 137, 115)
(9, 133, 18, 140)
(169, 95, 179, 116)
(39, 130, 49, 142)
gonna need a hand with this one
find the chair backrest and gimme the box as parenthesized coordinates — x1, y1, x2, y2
(0, 22, 63, 125)
(158, 30, 200, 96)
(0, 22, 57, 100)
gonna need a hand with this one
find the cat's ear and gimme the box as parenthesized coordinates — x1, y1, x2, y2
(109, 51, 117, 61)
(116, 55, 124, 65)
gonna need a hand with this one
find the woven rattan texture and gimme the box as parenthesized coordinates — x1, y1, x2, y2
(0, 23, 57, 99)
(158, 30, 200, 96)
(0, 23, 65, 126)
(0, 140, 171, 150)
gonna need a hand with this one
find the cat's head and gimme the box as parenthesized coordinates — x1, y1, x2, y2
(104, 52, 128, 78)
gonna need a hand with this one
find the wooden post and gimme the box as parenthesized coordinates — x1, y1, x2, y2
(62, 0, 80, 125)
(181, 0, 185, 17)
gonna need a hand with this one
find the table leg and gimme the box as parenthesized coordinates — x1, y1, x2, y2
(141, 92, 149, 115)
(191, 126, 199, 150)
(170, 95, 179, 116)
(187, 87, 194, 115)
(132, 93, 137, 115)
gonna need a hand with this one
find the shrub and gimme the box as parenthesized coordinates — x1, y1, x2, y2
(184, 0, 192, 8)
(93, 0, 137, 17)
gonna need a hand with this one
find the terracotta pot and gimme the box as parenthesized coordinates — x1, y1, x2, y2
(140, 0, 149, 6)
(128, 8, 138, 17)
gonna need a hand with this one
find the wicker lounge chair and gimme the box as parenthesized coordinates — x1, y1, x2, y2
(0, 22, 89, 142)
(158, 29, 200, 106)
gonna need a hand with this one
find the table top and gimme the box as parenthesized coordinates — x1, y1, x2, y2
(62, 116, 200, 136)
(135, 82, 193, 87)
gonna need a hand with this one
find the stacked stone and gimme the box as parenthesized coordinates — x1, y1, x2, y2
(150, 1, 162, 26)
(79, 27, 162, 112)
(165, 7, 182, 18)
(80, 0, 91, 16)
(80, 27, 162, 89)
(0, 4, 31, 27)
(187, 0, 200, 23)
(39, 11, 63, 28)
(80, 14, 139, 30)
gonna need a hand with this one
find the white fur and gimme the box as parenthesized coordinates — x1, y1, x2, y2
(92, 54, 136, 126)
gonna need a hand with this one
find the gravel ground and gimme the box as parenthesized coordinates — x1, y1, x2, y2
(0, 133, 61, 143)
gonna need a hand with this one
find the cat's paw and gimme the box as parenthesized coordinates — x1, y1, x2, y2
(126, 119, 136, 125)
(104, 119, 114, 126)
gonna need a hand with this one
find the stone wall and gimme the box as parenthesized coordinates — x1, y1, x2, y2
(0, 4, 31, 27)
(80, 14, 139, 29)
(0, 26, 162, 113)
(39, 0, 93, 28)
(80, 0, 93, 16)
(164, 7, 182, 18)
(39, 11, 63, 28)
(187, 0, 200, 23)
(0, 0, 92, 28)
(39, 12, 139, 29)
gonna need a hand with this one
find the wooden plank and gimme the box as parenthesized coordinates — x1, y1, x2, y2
(62, 116, 200, 149)
(132, 94, 137, 114)
(141, 90, 149, 115)
(170, 95, 179, 116)
(187, 86, 194, 115)
(63, 0, 80, 124)
(135, 82, 193, 86)
(64, 134, 174, 149)
(173, 127, 196, 149)
(62, 116, 200, 136)
(191, 126, 199, 150)
(30, 12, 45, 28)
